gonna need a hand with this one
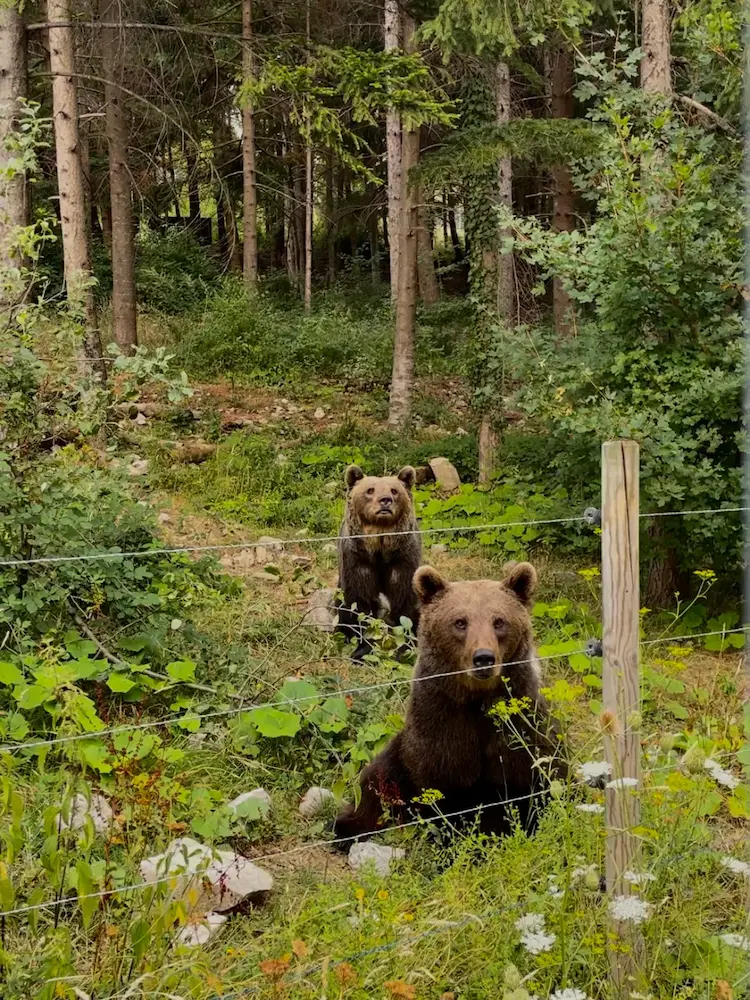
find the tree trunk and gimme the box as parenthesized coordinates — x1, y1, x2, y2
(186, 147, 200, 221)
(384, 0, 401, 304)
(325, 153, 335, 284)
(388, 14, 418, 430)
(0, 2, 27, 280)
(641, 0, 672, 94)
(479, 60, 514, 484)
(100, 0, 137, 353)
(547, 40, 576, 339)
(166, 136, 180, 219)
(368, 208, 379, 286)
(447, 194, 460, 261)
(48, 0, 104, 377)
(416, 185, 438, 305)
(242, 0, 258, 292)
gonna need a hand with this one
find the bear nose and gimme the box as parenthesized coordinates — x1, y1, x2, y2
(472, 649, 496, 676)
(379, 495, 393, 506)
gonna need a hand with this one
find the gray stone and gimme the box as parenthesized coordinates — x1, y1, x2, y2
(306, 588, 338, 631)
(428, 457, 461, 494)
(313, 407, 326, 420)
(348, 843, 405, 877)
(430, 543, 449, 555)
(175, 911, 227, 947)
(128, 458, 149, 476)
(299, 786, 334, 819)
(229, 788, 272, 815)
(59, 792, 114, 835)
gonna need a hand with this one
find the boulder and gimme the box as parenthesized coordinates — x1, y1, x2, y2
(348, 843, 405, 877)
(254, 536, 284, 565)
(428, 457, 461, 495)
(59, 793, 114, 835)
(313, 407, 326, 420)
(128, 458, 149, 476)
(176, 911, 227, 947)
(430, 543, 449, 555)
(171, 440, 217, 464)
(306, 588, 338, 632)
(299, 786, 335, 819)
(229, 788, 272, 816)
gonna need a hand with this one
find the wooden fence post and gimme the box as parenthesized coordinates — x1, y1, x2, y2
(601, 440, 643, 996)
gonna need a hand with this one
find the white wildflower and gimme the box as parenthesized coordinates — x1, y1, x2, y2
(521, 930, 557, 955)
(551, 990, 589, 1000)
(515, 913, 545, 934)
(720, 933, 750, 952)
(572, 864, 598, 883)
(609, 895, 652, 925)
(605, 777, 639, 790)
(704, 759, 740, 790)
(623, 870, 656, 886)
(549, 886, 564, 899)
(721, 856, 750, 877)
(575, 803, 604, 814)
(578, 761, 612, 787)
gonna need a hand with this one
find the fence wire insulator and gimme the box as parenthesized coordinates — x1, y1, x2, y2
(585, 638, 603, 658)
(583, 507, 602, 527)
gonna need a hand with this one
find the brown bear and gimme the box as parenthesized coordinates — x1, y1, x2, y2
(333, 561, 566, 841)
(336, 465, 422, 661)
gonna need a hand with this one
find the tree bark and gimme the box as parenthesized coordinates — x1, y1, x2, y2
(48, 0, 104, 377)
(368, 207, 379, 286)
(186, 147, 200, 221)
(325, 152, 335, 284)
(384, 0, 401, 304)
(641, 0, 672, 94)
(479, 60, 513, 484)
(388, 14, 418, 430)
(0, 2, 27, 279)
(242, 0, 258, 292)
(416, 187, 438, 304)
(547, 40, 576, 339)
(447, 193, 460, 261)
(99, 0, 137, 353)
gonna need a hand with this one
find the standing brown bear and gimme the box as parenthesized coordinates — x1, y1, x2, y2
(334, 561, 566, 840)
(336, 465, 421, 661)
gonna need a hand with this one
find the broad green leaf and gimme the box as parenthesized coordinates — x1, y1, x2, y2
(131, 919, 151, 965)
(107, 672, 135, 693)
(80, 740, 113, 774)
(726, 784, 750, 819)
(76, 860, 98, 929)
(696, 789, 723, 817)
(665, 700, 689, 720)
(166, 660, 196, 683)
(16, 685, 48, 710)
(248, 706, 301, 738)
(309, 696, 350, 734)
(278, 678, 319, 709)
(0, 662, 24, 686)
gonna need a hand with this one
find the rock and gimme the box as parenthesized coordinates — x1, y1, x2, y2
(229, 788, 272, 816)
(134, 411, 148, 426)
(306, 588, 338, 631)
(158, 512, 171, 524)
(280, 398, 289, 405)
(348, 843, 405, 877)
(455, 427, 468, 436)
(59, 793, 114, 835)
(292, 555, 312, 567)
(321, 542, 338, 555)
(313, 407, 326, 420)
(221, 549, 256, 572)
(430, 543, 449, 555)
(176, 911, 227, 948)
(128, 458, 149, 476)
(299, 786, 335, 819)
(254, 536, 284, 565)
(187, 732, 207, 748)
(171, 440, 217, 464)
(139, 837, 273, 912)
(428, 457, 461, 495)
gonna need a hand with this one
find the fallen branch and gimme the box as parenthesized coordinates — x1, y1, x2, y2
(676, 94, 735, 133)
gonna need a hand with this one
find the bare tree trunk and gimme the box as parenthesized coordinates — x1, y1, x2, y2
(479, 60, 514, 484)
(416, 185, 438, 305)
(166, 135, 180, 219)
(48, 0, 104, 378)
(0, 2, 27, 278)
(547, 41, 576, 339)
(447, 194, 460, 261)
(384, 0, 401, 304)
(100, 0, 137, 353)
(368, 208, 379, 286)
(303, 0, 312, 312)
(292, 158, 304, 288)
(641, 0, 672, 94)
(242, 0, 258, 292)
(185, 148, 200, 221)
(325, 153, 335, 284)
(387, 14, 418, 430)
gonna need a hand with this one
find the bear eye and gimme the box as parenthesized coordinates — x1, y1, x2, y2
(366, 487, 375, 496)
(391, 488, 398, 496)
(494, 617, 506, 631)
(454, 618, 467, 630)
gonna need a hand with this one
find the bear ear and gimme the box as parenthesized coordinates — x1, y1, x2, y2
(345, 465, 365, 489)
(414, 565, 448, 604)
(397, 465, 416, 491)
(501, 561, 537, 606)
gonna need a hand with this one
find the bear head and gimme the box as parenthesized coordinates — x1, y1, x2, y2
(413, 562, 539, 698)
(345, 464, 416, 530)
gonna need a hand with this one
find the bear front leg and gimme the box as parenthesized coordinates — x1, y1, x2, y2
(386, 561, 421, 656)
(332, 736, 414, 846)
(337, 559, 380, 660)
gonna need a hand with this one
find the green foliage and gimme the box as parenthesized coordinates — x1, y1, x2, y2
(135, 228, 221, 314)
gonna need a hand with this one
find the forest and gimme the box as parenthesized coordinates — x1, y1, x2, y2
(0, 0, 748, 998)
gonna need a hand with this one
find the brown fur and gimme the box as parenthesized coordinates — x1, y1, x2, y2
(336, 465, 422, 660)
(334, 562, 567, 841)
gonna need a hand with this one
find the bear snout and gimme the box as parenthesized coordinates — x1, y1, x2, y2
(471, 648, 497, 679)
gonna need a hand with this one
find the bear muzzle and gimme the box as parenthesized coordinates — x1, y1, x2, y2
(471, 648, 498, 680)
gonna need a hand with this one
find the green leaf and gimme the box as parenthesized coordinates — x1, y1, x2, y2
(278, 678, 319, 709)
(309, 696, 350, 733)
(696, 789, 723, 817)
(248, 706, 301, 739)
(233, 796, 266, 821)
(16, 684, 48, 710)
(131, 918, 151, 965)
(726, 784, 750, 819)
(0, 662, 24, 686)
(665, 700, 689, 720)
(166, 660, 196, 683)
(107, 672, 135, 693)
(76, 860, 98, 929)
(80, 740, 113, 774)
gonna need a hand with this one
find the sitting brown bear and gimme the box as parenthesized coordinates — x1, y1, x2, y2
(336, 465, 421, 661)
(333, 561, 566, 841)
